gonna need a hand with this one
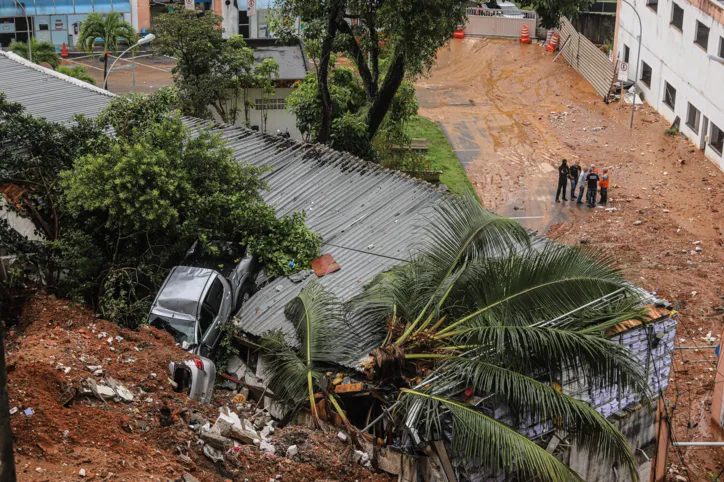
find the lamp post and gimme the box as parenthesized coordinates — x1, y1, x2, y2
(103, 33, 155, 91)
(12, 0, 32, 63)
(619, 0, 642, 129)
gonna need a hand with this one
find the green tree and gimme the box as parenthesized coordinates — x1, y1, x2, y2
(263, 196, 650, 480)
(57, 65, 97, 85)
(254, 58, 280, 133)
(76, 12, 137, 87)
(270, 0, 465, 145)
(9, 39, 61, 69)
(519, 0, 595, 28)
(153, 10, 261, 124)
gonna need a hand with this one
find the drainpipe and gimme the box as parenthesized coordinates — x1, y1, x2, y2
(619, 0, 642, 129)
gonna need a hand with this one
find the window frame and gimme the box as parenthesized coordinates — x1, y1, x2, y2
(686, 103, 700, 134)
(694, 21, 710, 50)
(640, 61, 653, 88)
(719, 36, 724, 58)
(710, 123, 724, 157)
(663, 82, 676, 110)
(670, 2, 684, 31)
(623, 44, 630, 63)
(647, 0, 658, 11)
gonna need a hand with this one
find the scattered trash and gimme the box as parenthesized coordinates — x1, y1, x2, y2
(79, 468, 87, 477)
(24, 408, 35, 417)
(9, 407, 18, 415)
(337, 431, 348, 443)
(311, 253, 341, 278)
(633, 220, 642, 226)
(203, 444, 225, 463)
(286, 445, 298, 457)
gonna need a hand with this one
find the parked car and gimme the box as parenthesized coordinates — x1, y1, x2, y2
(147, 241, 257, 402)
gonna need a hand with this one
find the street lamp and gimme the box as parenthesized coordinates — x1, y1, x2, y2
(103, 33, 155, 91)
(12, 0, 32, 63)
(619, 0, 642, 129)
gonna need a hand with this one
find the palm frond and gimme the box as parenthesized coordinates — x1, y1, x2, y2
(9, 39, 61, 69)
(399, 389, 585, 482)
(449, 325, 648, 396)
(437, 244, 638, 335)
(440, 356, 638, 479)
(259, 331, 310, 405)
(57, 65, 97, 85)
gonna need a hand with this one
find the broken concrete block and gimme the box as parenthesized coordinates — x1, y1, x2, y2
(261, 425, 274, 438)
(106, 378, 134, 402)
(203, 444, 225, 463)
(259, 440, 276, 456)
(286, 445, 298, 457)
(200, 430, 232, 450)
(376, 447, 402, 475)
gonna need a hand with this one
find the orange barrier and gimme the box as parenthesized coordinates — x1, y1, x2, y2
(546, 33, 560, 52)
(519, 25, 531, 44)
(453, 29, 465, 39)
(61, 43, 68, 57)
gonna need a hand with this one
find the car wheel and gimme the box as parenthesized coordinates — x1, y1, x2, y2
(235, 284, 253, 313)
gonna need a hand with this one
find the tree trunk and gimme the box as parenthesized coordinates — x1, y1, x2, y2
(0, 319, 17, 482)
(336, 20, 377, 101)
(367, 54, 406, 139)
(102, 52, 109, 90)
(317, 5, 340, 143)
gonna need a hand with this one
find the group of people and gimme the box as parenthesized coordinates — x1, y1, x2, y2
(556, 159, 609, 207)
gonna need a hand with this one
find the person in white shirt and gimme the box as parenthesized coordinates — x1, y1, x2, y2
(576, 167, 588, 204)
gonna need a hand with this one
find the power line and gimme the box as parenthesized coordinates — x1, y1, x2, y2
(323, 242, 409, 263)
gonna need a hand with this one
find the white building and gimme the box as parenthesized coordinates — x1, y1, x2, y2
(616, 0, 724, 167)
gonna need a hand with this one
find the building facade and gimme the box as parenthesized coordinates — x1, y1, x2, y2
(616, 0, 724, 167)
(0, 0, 132, 48)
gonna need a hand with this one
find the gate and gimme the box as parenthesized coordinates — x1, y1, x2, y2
(464, 8, 538, 39)
(556, 17, 615, 99)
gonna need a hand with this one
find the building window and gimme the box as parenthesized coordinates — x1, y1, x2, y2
(711, 123, 724, 156)
(686, 103, 700, 134)
(647, 0, 658, 11)
(719, 36, 724, 57)
(670, 2, 684, 30)
(694, 21, 710, 50)
(663, 82, 676, 110)
(623, 44, 630, 63)
(254, 98, 287, 110)
(641, 61, 652, 87)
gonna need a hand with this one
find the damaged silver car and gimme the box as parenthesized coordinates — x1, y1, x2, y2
(148, 242, 257, 403)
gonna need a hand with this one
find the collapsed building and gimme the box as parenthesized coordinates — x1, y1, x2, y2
(0, 50, 677, 481)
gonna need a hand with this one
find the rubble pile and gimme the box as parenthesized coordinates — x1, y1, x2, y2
(5, 294, 392, 481)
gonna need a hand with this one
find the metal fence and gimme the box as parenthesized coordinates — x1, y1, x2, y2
(556, 16, 615, 99)
(464, 7, 538, 39)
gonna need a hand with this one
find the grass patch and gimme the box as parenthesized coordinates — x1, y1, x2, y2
(405, 116, 475, 196)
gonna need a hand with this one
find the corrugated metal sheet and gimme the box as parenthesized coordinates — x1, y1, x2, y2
(0, 52, 445, 345)
(557, 17, 615, 98)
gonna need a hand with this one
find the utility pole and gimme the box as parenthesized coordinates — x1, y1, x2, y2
(13, 0, 32, 63)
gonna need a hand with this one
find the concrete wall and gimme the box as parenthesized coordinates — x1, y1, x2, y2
(215, 87, 302, 139)
(617, 0, 724, 167)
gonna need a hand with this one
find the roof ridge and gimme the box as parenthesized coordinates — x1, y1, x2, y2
(0, 50, 116, 98)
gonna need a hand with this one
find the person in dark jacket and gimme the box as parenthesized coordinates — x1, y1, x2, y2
(555, 159, 569, 202)
(586, 166, 600, 207)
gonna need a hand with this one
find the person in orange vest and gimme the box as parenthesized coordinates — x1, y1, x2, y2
(599, 168, 610, 204)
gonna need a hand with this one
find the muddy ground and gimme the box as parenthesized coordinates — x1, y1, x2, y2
(418, 37, 724, 480)
(5, 295, 392, 482)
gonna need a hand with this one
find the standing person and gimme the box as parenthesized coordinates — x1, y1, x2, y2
(555, 159, 569, 202)
(569, 161, 581, 201)
(576, 167, 588, 204)
(599, 168, 610, 204)
(586, 166, 600, 208)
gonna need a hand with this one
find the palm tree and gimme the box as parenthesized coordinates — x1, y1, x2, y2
(9, 39, 61, 70)
(57, 65, 97, 85)
(76, 12, 137, 87)
(265, 195, 651, 481)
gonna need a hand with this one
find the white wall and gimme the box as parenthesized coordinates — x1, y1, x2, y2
(214, 87, 302, 140)
(618, 0, 724, 167)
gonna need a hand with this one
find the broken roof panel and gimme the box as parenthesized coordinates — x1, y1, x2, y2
(0, 51, 444, 345)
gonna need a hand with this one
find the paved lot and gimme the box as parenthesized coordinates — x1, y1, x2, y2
(61, 54, 175, 94)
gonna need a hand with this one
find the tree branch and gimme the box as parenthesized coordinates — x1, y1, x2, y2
(317, 4, 341, 143)
(367, 54, 405, 139)
(336, 20, 377, 101)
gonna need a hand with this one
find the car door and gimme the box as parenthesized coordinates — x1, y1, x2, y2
(198, 275, 232, 356)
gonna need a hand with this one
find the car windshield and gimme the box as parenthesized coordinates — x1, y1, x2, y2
(150, 315, 196, 345)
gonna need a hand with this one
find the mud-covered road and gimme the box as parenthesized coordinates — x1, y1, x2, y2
(418, 37, 724, 480)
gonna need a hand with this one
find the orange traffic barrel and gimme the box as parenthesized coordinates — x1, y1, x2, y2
(61, 42, 68, 57)
(453, 29, 465, 39)
(546, 33, 560, 52)
(520, 25, 531, 44)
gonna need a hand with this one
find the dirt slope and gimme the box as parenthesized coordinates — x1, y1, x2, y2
(5, 294, 391, 482)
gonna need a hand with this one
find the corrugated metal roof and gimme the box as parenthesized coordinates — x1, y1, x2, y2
(0, 51, 445, 346)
